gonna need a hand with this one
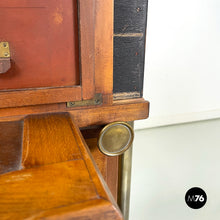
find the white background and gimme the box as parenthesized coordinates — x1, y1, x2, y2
(131, 0, 220, 219)
(131, 119, 220, 220)
(135, 0, 220, 130)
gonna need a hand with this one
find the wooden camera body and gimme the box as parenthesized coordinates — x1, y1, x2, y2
(0, 0, 148, 219)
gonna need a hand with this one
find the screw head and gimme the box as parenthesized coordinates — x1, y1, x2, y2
(95, 99, 101, 104)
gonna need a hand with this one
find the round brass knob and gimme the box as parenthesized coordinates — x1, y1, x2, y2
(98, 122, 134, 156)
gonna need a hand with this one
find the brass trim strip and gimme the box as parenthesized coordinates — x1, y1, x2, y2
(67, 93, 102, 107)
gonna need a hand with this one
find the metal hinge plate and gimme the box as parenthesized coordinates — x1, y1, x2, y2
(67, 93, 102, 108)
(0, 42, 10, 58)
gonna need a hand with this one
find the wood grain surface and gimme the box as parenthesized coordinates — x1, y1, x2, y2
(78, 0, 96, 100)
(0, 86, 82, 108)
(0, 0, 115, 109)
(0, 99, 149, 128)
(22, 113, 82, 168)
(95, 0, 113, 97)
(0, 113, 123, 220)
(0, 121, 23, 174)
(82, 128, 119, 201)
(0, 161, 98, 219)
(0, 0, 79, 90)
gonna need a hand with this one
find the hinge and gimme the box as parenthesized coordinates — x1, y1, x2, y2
(67, 93, 102, 108)
(0, 42, 10, 58)
(0, 42, 11, 74)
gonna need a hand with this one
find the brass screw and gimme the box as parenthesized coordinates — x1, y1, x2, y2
(69, 102, 75, 107)
(4, 52, 9, 57)
(3, 43, 7, 48)
(95, 99, 101, 104)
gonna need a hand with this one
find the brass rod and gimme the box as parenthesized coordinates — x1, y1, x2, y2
(118, 121, 133, 220)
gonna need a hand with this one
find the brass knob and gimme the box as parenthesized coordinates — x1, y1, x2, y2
(98, 122, 134, 156)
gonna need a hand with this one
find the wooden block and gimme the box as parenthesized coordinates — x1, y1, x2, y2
(22, 113, 82, 168)
(0, 121, 23, 174)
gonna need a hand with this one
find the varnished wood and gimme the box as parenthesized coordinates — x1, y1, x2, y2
(95, 0, 114, 98)
(0, 86, 82, 108)
(79, 0, 96, 100)
(0, 0, 115, 108)
(0, 113, 123, 220)
(0, 0, 149, 218)
(0, 99, 149, 128)
(82, 128, 119, 201)
(0, 161, 98, 219)
(22, 113, 82, 168)
(0, 121, 23, 174)
(0, 0, 79, 89)
(34, 199, 122, 220)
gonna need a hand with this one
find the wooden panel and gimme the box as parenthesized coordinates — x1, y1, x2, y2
(0, 0, 115, 108)
(82, 128, 119, 201)
(34, 199, 122, 220)
(86, 138, 108, 178)
(70, 99, 149, 127)
(0, 113, 123, 220)
(95, 0, 113, 99)
(0, 99, 149, 128)
(0, 161, 98, 219)
(0, 121, 23, 174)
(0, 0, 79, 89)
(78, 0, 95, 100)
(0, 86, 82, 108)
(113, 0, 148, 98)
(22, 113, 82, 168)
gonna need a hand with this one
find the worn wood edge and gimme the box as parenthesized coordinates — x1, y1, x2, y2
(106, 156, 119, 201)
(78, 0, 96, 100)
(33, 198, 123, 220)
(113, 97, 147, 105)
(0, 86, 82, 108)
(69, 117, 114, 200)
(113, 92, 141, 100)
(0, 99, 149, 127)
(83, 135, 119, 201)
(95, 0, 114, 95)
(0, 160, 101, 219)
(0, 120, 23, 175)
(0, 114, 122, 219)
(69, 116, 122, 217)
(21, 113, 83, 169)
